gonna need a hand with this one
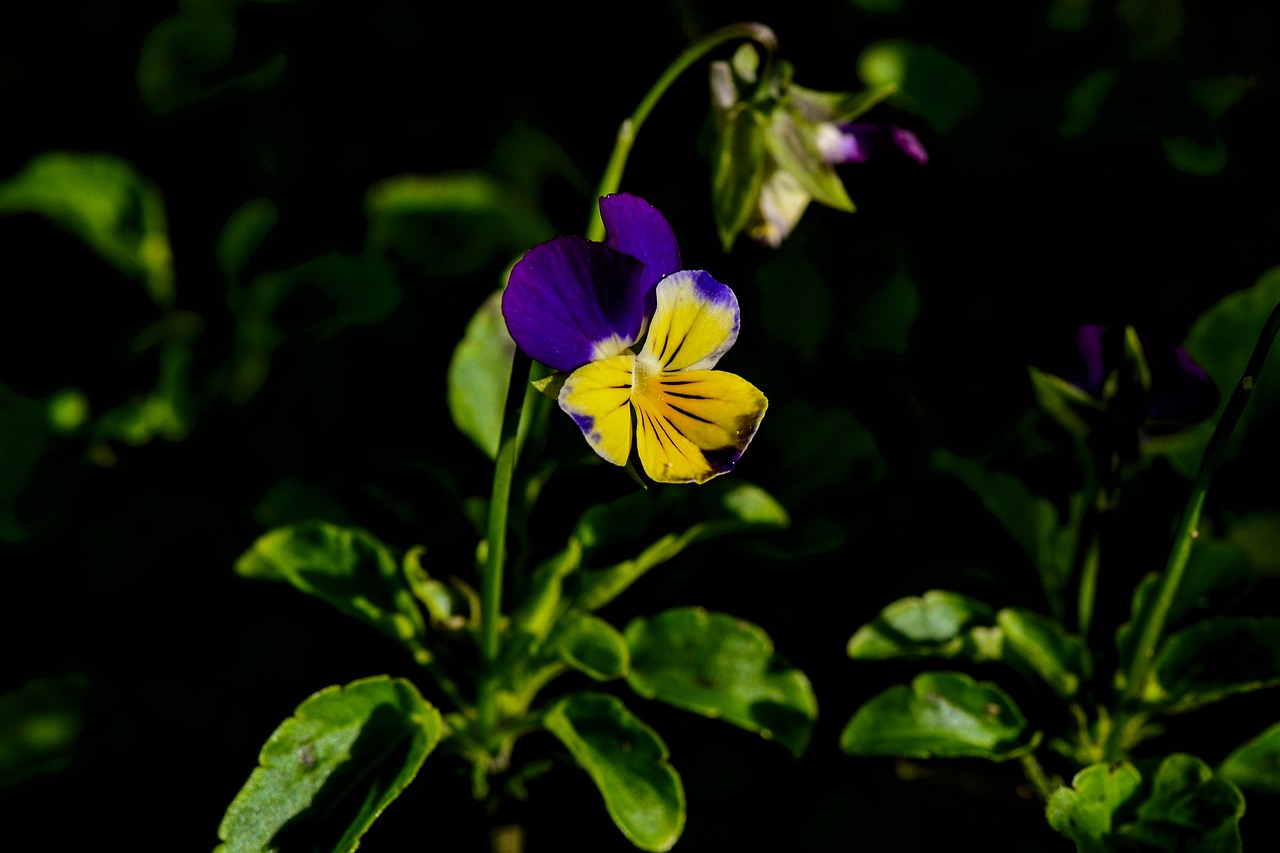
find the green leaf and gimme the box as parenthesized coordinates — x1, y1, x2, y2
(625, 607, 816, 757)
(447, 289, 516, 459)
(1170, 266, 1280, 477)
(0, 384, 86, 543)
(543, 692, 684, 852)
(250, 252, 401, 340)
(856, 39, 981, 133)
(234, 521, 429, 662)
(571, 481, 788, 612)
(218, 198, 279, 286)
(0, 673, 90, 786)
(998, 607, 1093, 698)
(1146, 616, 1280, 712)
(709, 101, 767, 252)
(551, 613, 630, 681)
(1050, 754, 1244, 852)
(1046, 760, 1146, 851)
(847, 589, 999, 660)
(363, 171, 552, 276)
(216, 675, 442, 853)
(0, 151, 174, 307)
(839, 671, 1040, 761)
(931, 448, 1076, 609)
(1218, 719, 1280, 796)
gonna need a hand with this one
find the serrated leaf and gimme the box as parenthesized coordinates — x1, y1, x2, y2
(1147, 616, 1280, 712)
(235, 521, 429, 661)
(543, 692, 684, 852)
(839, 671, 1040, 761)
(447, 289, 516, 459)
(847, 589, 999, 660)
(552, 613, 629, 681)
(0, 151, 173, 307)
(625, 607, 816, 757)
(1218, 719, 1280, 795)
(215, 675, 442, 853)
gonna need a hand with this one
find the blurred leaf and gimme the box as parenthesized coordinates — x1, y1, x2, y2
(1169, 266, 1280, 477)
(769, 401, 885, 500)
(215, 675, 442, 853)
(856, 39, 981, 133)
(847, 589, 999, 660)
(1047, 760, 1144, 850)
(1164, 133, 1228, 177)
(757, 254, 832, 362)
(709, 101, 767, 253)
(1146, 616, 1280, 712)
(931, 448, 1077, 612)
(625, 607, 817, 757)
(364, 172, 552, 277)
(848, 272, 919, 357)
(1118, 0, 1184, 61)
(1218, 720, 1280, 796)
(551, 613, 629, 682)
(543, 692, 684, 852)
(998, 607, 1092, 698)
(252, 253, 401, 340)
(234, 521, 429, 662)
(0, 384, 87, 543)
(136, 7, 286, 114)
(447, 289, 515, 459)
(839, 671, 1040, 761)
(0, 674, 90, 786)
(0, 152, 173, 307)
(1224, 511, 1280, 577)
(1049, 754, 1243, 852)
(218, 197, 279, 287)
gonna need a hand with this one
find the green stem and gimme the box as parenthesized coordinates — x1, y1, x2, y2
(1121, 301, 1280, 701)
(1020, 752, 1057, 802)
(476, 350, 534, 745)
(586, 21, 778, 241)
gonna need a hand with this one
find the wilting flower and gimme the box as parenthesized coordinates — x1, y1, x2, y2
(1031, 324, 1220, 463)
(708, 44, 927, 250)
(502, 193, 767, 484)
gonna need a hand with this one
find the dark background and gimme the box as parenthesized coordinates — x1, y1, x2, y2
(3, 0, 1280, 850)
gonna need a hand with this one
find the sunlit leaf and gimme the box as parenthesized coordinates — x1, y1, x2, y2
(1046, 760, 1144, 850)
(625, 607, 817, 756)
(0, 152, 173, 307)
(840, 671, 1040, 761)
(998, 607, 1092, 698)
(543, 692, 684, 852)
(215, 676, 442, 853)
(847, 589, 999, 660)
(1218, 720, 1280, 796)
(234, 521, 429, 662)
(1146, 616, 1280, 712)
(447, 289, 515, 459)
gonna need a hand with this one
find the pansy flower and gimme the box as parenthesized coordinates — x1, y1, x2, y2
(1031, 324, 1220, 463)
(502, 193, 767, 485)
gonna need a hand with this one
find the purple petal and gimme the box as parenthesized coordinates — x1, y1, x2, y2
(1073, 324, 1112, 397)
(600, 193, 681, 302)
(830, 122, 929, 165)
(502, 236, 647, 373)
(1145, 343, 1220, 425)
(892, 127, 929, 163)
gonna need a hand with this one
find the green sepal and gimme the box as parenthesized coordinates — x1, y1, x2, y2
(625, 607, 817, 757)
(708, 98, 767, 253)
(763, 108, 854, 213)
(215, 675, 443, 853)
(549, 613, 629, 681)
(1029, 364, 1105, 438)
(1218, 719, 1280, 796)
(543, 692, 684, 852)
(1144, 616, 1280, 712)
(235, 521, 430, 664)
(786, 81, 898, 124)
(1047, 754, 1244, 853)
(839, 671, 1041, 761)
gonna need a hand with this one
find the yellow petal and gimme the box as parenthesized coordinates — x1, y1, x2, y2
(558, 355, 635, 466)
(632, 368, 767, 484)
(641, 271, 739, 372)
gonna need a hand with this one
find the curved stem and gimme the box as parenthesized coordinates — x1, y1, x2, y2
(1121, 301, 1280, 701)
(586, 21, 778, 241)
(477, 350, 534, 745)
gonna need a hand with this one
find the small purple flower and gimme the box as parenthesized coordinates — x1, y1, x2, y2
(816, 122, 930, 166)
